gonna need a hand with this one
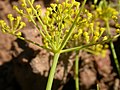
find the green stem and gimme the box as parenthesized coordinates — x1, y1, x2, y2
(75, 51, 79, 90)
(28, 13, 46, 39)
(46, 53, 60, 90)
(118, 0, 120, 13)
(60, 38, 115, 53)
(110, 42, 120, 76)
(97, 84, 99, 90)
(17, 36, 52, 51)
(59, 0, 87, 50)
(106, 20, 120, 77)
(27, 0, 51, 39)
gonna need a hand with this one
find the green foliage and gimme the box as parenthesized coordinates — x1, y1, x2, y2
(95, 0, 120, 76)
(0, 0, 119, 54)
(0, 0, 120, 90)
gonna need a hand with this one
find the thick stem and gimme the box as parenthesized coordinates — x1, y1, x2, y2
(75, 51, 79, 90)
(46, 53, 60, 90)
(106, 20, 120, 77)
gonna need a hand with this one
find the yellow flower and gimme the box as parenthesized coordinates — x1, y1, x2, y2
(116, 29, 120, 34)
(103, 36, 108, 41)
(7, 14, 14, 21)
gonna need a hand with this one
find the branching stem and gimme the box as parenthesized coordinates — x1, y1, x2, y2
(59, 0, 87, 50)
(27, 0, 51, 39)
(60, 38, 116, 53)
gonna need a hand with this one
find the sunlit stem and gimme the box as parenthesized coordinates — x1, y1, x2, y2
(75, 51, 79, 90)
(106, 20, 120, 77)
(17, 36, 52, 51)
(27, 13, 46, 39)
(59, 0, 87, 50)
(60, 38, 114, 53)
(46, 53, 60, 90)
(97, 84, 100, 90)
(27, 0, 51, 39)
(118, 0, 120, 13)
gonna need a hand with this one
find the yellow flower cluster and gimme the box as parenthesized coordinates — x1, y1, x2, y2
(95, 0, 119, 21)
(43, 0, 80, 49)
(0, 0, 120, 55)
(0, 14, 26, 37)
(65, 0, 120, 55)
(13, 0, 41, 22)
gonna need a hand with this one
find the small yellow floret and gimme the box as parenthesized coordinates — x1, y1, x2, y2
(116, 29, 120, 34)
(36, 5, 41, 9)
(103, 36, 108, 41)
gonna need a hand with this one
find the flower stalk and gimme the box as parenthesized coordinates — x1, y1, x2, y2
(75, 51, 79, 90)
(0, 0, 120, 90)
(59, 0, 87, 50)
(46, 52, 60, 90)
(106, 20, 120, 77)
